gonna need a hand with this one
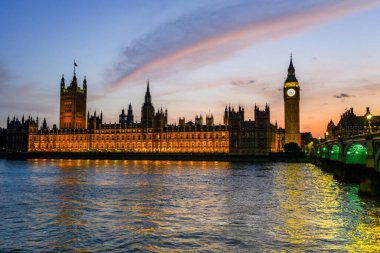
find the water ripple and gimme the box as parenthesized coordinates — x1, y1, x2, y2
(0, 160, 380, 252)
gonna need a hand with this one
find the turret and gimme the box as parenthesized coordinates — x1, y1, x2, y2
(60, 74, 65, 91)
(206, 114, 214, 126)
(195, 115, 203, 126)
(119, 108, 126, 126)
(179, 117, 185, 126)
(223, 106, 229, 126)
(127, 103, 134, 125)
(83, 76, 87, 92)
(42, 118, 48, 131)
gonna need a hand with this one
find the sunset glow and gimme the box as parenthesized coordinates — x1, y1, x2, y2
(1, 0, 380, 137)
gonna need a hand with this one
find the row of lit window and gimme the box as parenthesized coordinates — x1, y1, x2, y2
(32, 148, 229, 153)
(34, 132, 228, 141)
(34, 142, 227, 150)
(35, 141, 227, 148)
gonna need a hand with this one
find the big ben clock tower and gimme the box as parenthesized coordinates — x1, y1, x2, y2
(283, 55, 301, 146)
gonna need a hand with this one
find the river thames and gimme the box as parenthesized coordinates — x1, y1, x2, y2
(0, 159, 379, 252)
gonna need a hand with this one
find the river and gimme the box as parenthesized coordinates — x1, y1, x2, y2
(0, 159, 379, 252)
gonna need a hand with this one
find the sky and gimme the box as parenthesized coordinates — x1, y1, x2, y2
(1, 0, 380, 138)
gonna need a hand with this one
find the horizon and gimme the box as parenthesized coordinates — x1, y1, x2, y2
(1, 0, 380, 138)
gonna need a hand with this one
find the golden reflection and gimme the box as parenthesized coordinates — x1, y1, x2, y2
(273, 163, 380, 250)
(273, 163, 345, 248)
(345, 204, 380, 252)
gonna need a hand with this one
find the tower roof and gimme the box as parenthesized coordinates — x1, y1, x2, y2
(285, 54, 298, 83)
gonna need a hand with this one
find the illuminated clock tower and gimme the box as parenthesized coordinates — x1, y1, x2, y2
(283, 55, 301, 146)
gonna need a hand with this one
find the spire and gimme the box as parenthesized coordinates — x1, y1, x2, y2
(74, 59, 77, 77)
(289, 53, 294, 73)
(145, 80, 151, 103)
(61, 74, 65, 89)
(286, 53, 298, 83)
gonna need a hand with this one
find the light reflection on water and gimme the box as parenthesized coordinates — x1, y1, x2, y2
(0, 159, 379, 252)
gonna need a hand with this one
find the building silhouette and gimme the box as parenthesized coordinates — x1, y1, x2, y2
(5, 59, 301, 154)
(6, 116, 38, 152)
(326, 107, 380, 139)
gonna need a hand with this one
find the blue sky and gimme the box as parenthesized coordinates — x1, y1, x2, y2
(1, 0, 380, 137)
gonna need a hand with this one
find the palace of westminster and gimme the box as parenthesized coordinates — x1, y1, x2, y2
(4, 58, 304, 155)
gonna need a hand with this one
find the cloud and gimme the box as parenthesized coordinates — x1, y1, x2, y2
(231, 79, 255, 86)
(333, 93, 352, 99)
(108, 0, 380, 90)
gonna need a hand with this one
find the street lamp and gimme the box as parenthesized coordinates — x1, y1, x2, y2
(365, 107, 372, 133)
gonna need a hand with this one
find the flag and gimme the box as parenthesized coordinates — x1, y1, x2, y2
(74, 61, 77, 67)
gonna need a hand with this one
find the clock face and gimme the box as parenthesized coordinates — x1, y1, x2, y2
(287, 88, 296, 97)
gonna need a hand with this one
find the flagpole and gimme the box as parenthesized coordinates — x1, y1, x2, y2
(74, 59, 76, 76)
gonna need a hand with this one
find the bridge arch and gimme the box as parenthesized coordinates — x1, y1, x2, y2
(321, 146, 329, 159)
(329, 144, 340, 161)
(316, 147, 321, 158)
(344, 143, 367, 165)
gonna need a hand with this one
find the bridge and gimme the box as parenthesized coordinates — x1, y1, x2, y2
(312, 132, 380, 196)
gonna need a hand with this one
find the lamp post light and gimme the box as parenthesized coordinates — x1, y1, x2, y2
(325, 131, 329, 141)
(365, 107, 372, 133)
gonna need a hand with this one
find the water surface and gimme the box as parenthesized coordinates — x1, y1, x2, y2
(0, 159, 379, 252)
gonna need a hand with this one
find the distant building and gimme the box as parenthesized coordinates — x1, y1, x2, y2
(326, 107, 380, 139)
(6, 60, 297, 154)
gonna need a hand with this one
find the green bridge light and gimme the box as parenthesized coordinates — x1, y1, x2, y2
(345, 144, 367, 165)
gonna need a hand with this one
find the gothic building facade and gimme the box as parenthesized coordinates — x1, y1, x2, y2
(6, 60, 297, 155)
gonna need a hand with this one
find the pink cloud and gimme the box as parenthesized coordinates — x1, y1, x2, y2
(110, 0, 380, 91)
